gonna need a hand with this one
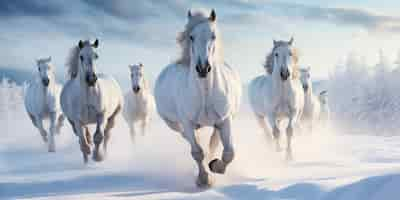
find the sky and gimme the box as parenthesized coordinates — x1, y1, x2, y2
(1, 0, 400, 88)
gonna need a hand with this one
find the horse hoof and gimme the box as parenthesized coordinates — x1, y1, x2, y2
(93, 151, 104, 162)
(209, 159, 226, 174)
(48, 148, 56, 153)
(83, 154, 89, 164)
(196, 174, 214, 188)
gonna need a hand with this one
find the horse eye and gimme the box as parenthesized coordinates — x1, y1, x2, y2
(190, 36, 194, 41)
(80, 55, 83, 61)
(38, 67, 41, 72)
(94, 54, 98, 59)
(289, 52, 293, 56)
(275, 53, 278, 57)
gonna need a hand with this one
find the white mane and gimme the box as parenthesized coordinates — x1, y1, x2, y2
(65, 40, 90, 80)
(175, 10, 223, 67)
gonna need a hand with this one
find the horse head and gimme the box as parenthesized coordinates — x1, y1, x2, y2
(188, 9, 219, 78)
(129, 63, 145, 94)
(36, 56, 54, 87)
(78, 39, 99, 87)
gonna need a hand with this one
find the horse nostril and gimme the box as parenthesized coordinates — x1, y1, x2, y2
(133, 86, 141, 93)
(42, 78, 49, 86)
(206, 65, 211, 73)
(86, 73, 97, 86)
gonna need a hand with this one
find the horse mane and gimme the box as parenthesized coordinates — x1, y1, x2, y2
(65, 40, 90, 80)
(175, 10, 222, 67)
(263, 41, 299, 78)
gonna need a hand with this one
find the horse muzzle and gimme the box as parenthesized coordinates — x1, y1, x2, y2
(132, 86, 141, 93)
(196, 63, 211, 78)
(86, 73, 97, 87)
(42, 78, 50, 87)
(280, 69, 290, 81)
(303, 84, 309, 92)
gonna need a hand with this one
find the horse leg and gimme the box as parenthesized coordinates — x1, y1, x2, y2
(103, 105, 121, 156)
(93, 113, 105, 162)
(208, 128, 220, 161)
(255, 115, 273, 145)
(48, 112, 57, 152)
(268, 114, 281, 152)
(183, 122, 212, 187)
(85, 127, 92, 145)
(74, 121, 90, 163)
(209, 117, 235, 175)
(128, 122, 136, 144)
(68, 119, 77, 136)
(55, 114, 65, 135)
(103, 114, 116, 157)
(28, 113, 37, 127)
(140, 118, 148, 136)
(35, 117, 48, 143)
(286, 110, 300, 161)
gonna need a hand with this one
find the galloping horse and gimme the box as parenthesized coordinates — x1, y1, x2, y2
(249, 38, 304, 161)
(299, 67, 321, 134)
(123, 63, 155, 143)
(25, 57, 64, 152)
(154, 10, 241, 187)
(61, 39, 123, 163)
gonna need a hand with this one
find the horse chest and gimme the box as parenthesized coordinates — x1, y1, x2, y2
(80, 105, 98, 123)
(193, 90, 223, 125)
(272, 90, 293, 117)
(79, 93, 101, 124)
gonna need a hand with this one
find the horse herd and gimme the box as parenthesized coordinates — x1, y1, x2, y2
(23, 9, 330, 187)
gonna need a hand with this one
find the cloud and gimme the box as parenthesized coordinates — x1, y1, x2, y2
(1, 0, 400, 34)
(0, 0, 63, 17)
(274, 2, 400, 33)
(229, 1, 400, 33)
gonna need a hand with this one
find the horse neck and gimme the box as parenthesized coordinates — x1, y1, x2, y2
(76, 70, 97, 99)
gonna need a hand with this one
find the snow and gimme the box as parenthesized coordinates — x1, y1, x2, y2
(2, 54, 400, 199)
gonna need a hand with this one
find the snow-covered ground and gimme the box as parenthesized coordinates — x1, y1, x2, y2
(2, 110, 400, 200)
(2, 54, 400, 200)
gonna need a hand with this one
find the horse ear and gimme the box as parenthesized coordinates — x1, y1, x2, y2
(209, 9, 216, 22)
(47, 56, 52, 62)
(288, 37, 294, 45)
(273, 40, 278, 47)
(78, 40, 84, 49)
(139, 63, 144, 67)
(187, 10, 192, 19)
(92, 39, 99, 48)
(306, 66, 311, 71)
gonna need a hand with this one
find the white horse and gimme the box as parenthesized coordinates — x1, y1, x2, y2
(61, 39, 123, 163)
(249, 38, 304, 160)
(154, 9, 241, 187)
(299, 67, 321, 134)
(24, 56, 65, 152)
(123, 63, 155, 143)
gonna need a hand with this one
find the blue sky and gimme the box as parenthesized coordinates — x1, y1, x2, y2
(1, 0, 400, 88)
